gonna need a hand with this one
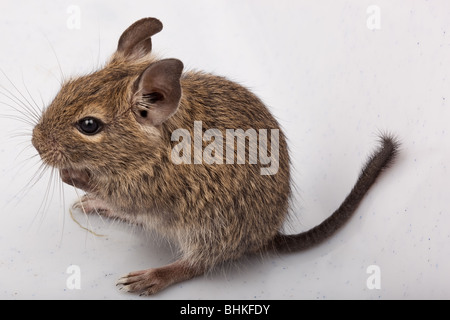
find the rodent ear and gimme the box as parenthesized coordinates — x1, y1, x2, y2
(117, 17, 163, 59)
(134, 59, 184, 126)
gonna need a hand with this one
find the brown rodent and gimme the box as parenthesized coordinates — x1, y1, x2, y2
(31, 17, 399, 295)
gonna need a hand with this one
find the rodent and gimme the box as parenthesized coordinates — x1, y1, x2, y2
(31, 17, 399, 296)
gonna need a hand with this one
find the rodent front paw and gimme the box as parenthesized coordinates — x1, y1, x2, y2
(72, 195, 112, 216)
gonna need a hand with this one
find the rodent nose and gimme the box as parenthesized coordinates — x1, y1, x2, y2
(31, 125, 41, 154)
(32, 124, 45, 156)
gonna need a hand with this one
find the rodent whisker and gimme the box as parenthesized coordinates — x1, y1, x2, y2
(14, 144, 38, 164)
(57, 169, 66, 244)
(29, 165, 56, 228)
(43, 34, 65, 86)
(0, 70, 41, 124)
(4, 128, 34, 157)
(20, 73, 44, 116)
(0, 111, 36, 127)
(8, 129, 32, 139)
(23, 162, 51, 197)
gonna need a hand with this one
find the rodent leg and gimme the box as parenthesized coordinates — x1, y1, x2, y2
(72, 194, 113, 218)
(116, 259, 204, 296)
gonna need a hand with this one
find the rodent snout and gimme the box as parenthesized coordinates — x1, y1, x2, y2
(31, 124, 65, 168)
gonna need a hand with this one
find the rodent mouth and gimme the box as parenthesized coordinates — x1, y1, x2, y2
(34, 145, 71, 170)
(35, 148, 68, 169)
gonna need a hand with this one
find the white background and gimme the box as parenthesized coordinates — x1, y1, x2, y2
(0, 0, 449, 299)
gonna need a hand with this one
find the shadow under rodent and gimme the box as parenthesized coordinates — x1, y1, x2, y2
(31, 17, 399, 296)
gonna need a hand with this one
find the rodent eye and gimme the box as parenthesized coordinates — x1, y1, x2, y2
(77, 117, 103, 135)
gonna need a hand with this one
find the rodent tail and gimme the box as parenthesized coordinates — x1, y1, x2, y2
(269, 134, 400, 253)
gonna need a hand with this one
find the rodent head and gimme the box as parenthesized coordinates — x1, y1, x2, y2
(32, 18, 183, 175)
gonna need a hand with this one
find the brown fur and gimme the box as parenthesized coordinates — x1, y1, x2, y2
(31, 18, 398, 295)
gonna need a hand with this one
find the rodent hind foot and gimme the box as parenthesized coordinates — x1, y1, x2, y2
(116, 260, 204, 296)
